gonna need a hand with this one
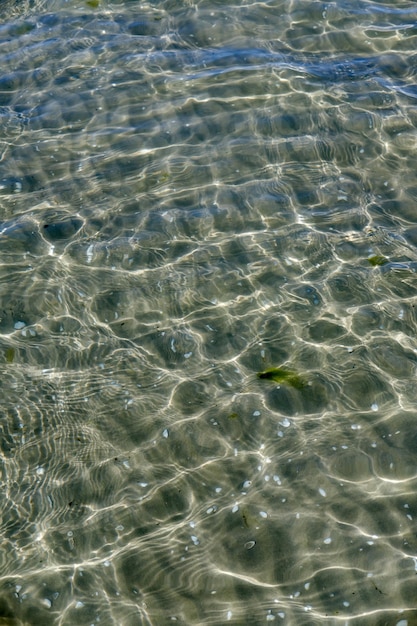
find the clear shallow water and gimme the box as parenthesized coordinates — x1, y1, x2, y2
(1, 0, 417, 624)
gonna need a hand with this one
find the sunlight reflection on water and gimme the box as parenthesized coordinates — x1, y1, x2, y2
(0, 0, 417, 624)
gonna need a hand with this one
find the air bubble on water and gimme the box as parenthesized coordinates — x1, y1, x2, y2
(351, 424, 361, 430)
(14, 321, 25, 330)
(253, 410, 261, 417)
(75, 601, 84, 608)
(273, 475, 281, 484)
(277, 430, 284, 437)
(260, 511, 268, 518)
(323, 537, 332, 544)
(280, 418, 291, 428)
(191, 535, 199, 545)
(243, 480, 251, 489)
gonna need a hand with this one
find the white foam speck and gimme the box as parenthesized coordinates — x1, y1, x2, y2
(232, 504, 239, 513)
(162, 429, 169, 438)
(371, 403, 378, 411)
(323, 537, 332, 544)
(253, 410, 261, 417)
(226, 610, 232, 620)
(259, 511, 268, 518)
(41, 599, 52, 609)
(86, 244, 93, 263)
(396, 621, 408, 626)
(14, 321, 26, 330)
(319, 488, 326, 497)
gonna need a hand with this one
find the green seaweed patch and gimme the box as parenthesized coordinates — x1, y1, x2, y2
(257, 367, 306, 389)
(228, 412, 239, 420)
(5, 347, 15, 363)
(86, 0, 100, 7)
(367, 255, 388, 267)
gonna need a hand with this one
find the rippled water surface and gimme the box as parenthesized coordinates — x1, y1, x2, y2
(1, 0, 417, 624)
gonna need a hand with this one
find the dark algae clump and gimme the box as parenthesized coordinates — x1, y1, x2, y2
(257, 367, 306, 389)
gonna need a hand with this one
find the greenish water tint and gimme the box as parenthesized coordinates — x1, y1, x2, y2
(0, 0, 417, 625)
